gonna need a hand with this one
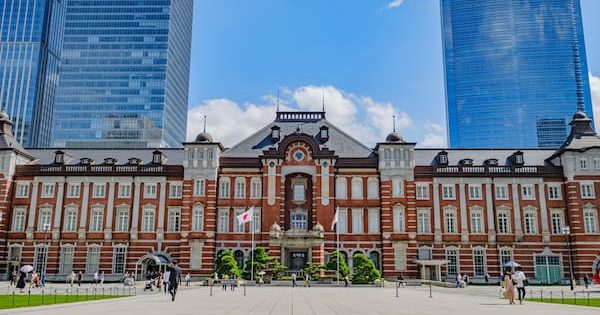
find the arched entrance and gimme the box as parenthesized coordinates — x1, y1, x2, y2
(135, 252, 172, 280)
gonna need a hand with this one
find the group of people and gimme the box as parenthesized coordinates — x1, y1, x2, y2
(501, 269, 528, 305)
(10, 270, 45, 291)
(455, 274, 470, 288)
(142, 262, 187, 301)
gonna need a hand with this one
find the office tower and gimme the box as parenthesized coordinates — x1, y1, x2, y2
(441, 0, 593, 148)
(0, 0, 66, 148)
(52, 0, 193, 148)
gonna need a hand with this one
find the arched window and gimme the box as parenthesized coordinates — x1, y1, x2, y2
(290, 210, 308, 230)
(192, 204, 204, 231)
(369, 251, 380, 270)
(234, 250, 245, 269)
(335, 177, 347, 199)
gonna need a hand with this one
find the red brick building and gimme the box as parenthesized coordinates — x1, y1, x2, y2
(1, 110, 599, 283)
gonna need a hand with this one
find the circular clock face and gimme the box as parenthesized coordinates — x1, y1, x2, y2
(293, 150, 305, 161)
(269, 161, 276, 168)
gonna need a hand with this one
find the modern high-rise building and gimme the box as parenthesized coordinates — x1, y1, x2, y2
(52, 0, 194, 148)
(441, 0, 594, 148)
(0, 0, 66, 148)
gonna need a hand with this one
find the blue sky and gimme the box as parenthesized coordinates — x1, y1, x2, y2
(187, 0, 600, 148)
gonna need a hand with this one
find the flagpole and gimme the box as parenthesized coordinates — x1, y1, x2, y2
(251, 220, 255, 283)
(337, 222, 340, 286)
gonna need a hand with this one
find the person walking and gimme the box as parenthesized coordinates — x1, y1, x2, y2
(584, 274, 590, 290)
(503, 271, 516, 305)
(167, 261, 181, 302)
(304, 273, 310, 287)
(163, 269, 171, 294)
(100, 271, 105, 285)
(93, 271, 99, 285)
(16, 271, 26, 293)
(485, 273, 490, 285)
(70, 271, 76, 286)
(10, 270, 17, 286)
(344, 275, 350, 287)
(291, 272, 297, 288)
(41, 272, 46, 288)
(77, 271, 83, 286)
(514, 269, 527, 304)
(222, 274, 229, 291)
(185, 273, 191, 286)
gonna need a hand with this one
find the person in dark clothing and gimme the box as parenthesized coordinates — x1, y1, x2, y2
(16, 271, 26, 292)
(167, 261, 181, 302)
(77, 271, 83, 286)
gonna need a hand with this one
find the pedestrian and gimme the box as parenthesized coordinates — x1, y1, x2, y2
(514, 269, 527, 304)
(93, 270, 99, 285)
(167, 261, 181, 302)
(71, 271, 76, 286)
(77, 271, 83, 286)
(344, 275, 350, 287)
(455, 274, 461, 288)
(100, 271, 105, 285)
(583, 274, 590, 290)
(291, 272, 297, 287)
(503, 271, 516, 305)
(230, 274, 236, 291)
(10, 270, 17, 286)
(185, 273, 191, 286)
(304, 273, 310, 287)
(463, 274, 469, 288)
(163, 269, 171, 294)
(258, 275, 264, 287)
(41, 272, 46, 288)
(397, 273, 404, 287)
(16, 271, 26, 293)
(222, 274, 228, 291)
(485, 273, 490, 285)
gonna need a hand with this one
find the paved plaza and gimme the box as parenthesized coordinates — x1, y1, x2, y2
(1, 283, 597, 315)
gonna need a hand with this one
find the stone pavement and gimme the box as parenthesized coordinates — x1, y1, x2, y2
(1, 284, 597, 315)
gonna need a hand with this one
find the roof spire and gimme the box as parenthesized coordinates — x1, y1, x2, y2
(322, 88, 325, 112)
(203, 115, 207, 132)
(393, 115, 396, 132)
(276, 89, 280, 112)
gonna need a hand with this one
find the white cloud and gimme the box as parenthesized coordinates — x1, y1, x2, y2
(420, 121, 447, 148)
(387, 0, 406, 10)
(591, 73, 600, 130)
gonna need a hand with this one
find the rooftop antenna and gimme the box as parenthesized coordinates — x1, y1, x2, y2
(203, 115, 207, 132)
(322, 88, 325, 112)
(393, 115, 396, 132)
(276, 89, 280, 112)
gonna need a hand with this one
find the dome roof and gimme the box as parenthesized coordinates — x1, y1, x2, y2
(194, 131, 213, 142)
(573, 111, 588, 120)
(0, 111, 10, 121)
(270, 222, 282, 232)
(312, 222, 324, 232)
(385, 131, 404, 142)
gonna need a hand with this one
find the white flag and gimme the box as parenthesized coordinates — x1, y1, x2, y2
(331, 206, 339, 231)
(237, 206, 254, 226)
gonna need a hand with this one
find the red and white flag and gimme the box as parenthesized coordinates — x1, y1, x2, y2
(237, 206, 254, 225)
(331, 206, 339, 231)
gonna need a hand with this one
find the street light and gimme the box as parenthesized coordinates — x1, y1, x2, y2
(562, 226, 575, 290)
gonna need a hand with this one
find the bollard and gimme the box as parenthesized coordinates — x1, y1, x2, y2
(587, 292, 590, 306)
(86, 288, 88, 301)
(12, 291, 15, 308)
(210, 283, 213, 297)
(76, 288, 79, 301)
(561, 290, 564, 303)
(27, 290, 31, 307)
(550, 291, 552, 302)
(129, 286, 131, 296)
(396, 282, 399, 298)
(55, 289, 57, 304)
(573, 292, 576, 305)
(42, 289, 45, 305)
(110, 287, 112, 296)
(244, 283, 246, 297)
(94, 287, 97, 299)
(540, 290, 543, 301)
(429, 282, 432, 298)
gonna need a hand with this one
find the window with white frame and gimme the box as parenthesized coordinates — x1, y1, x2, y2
(444, 208, 457, 233)
(59, 246, 74, 274)
(250, 177, 261, 198)
(495, 185, 508, 200)
(290, 210, 308, 230)
(41, 183, 55, 198)
(579, 157, 589, 170)
(338, 208, 348, 233)
(194, 178, 205, 196)
(524, 210, 537, 234)
(15, 182, 29, 198)
(581, 183, 595, 198)
(417, 208, 431, 234)
(252, 207, 261, 232)
(550, 210, 564, 235)
(445, 248, 459, 276)
(416, 183, 429, 200)
(367, 178, 379, 199)
(8, 245, 21, 262)
(11, 207, 26, 231)
(217, 208, 229, 233)
(392, 178, 403, 197)
(234, 208, 245, 232)
(499, 248, 513, 266)
(442, 184, 455, 199)
(90, 206, 103, 232)
(469, 185, 482, 200)
(34, 246, 48, 274)
(470, 209, 484, 234)
(144, 183, 157, 198)
(521, 185, 535, 200)
(67, 184, 80, 198)
(38, 206, 52, 231)
(335, 177, 347, 199)
(393, 205, 405, 233)
(192, 204, 204, 231)
(117, 184, 131, 198)
(351, 177, 363, 199)
(92, 184, 105, 198)
(497, 209, 511, 234)
(86, 246, 101, 273)
(352, 208, 364, 234)
(169, 183, 183, 198)
(594, 157, 600, 170)
(583, 207, 598, 234)
(167, 207, 181, 232)
(548, 184, 562, 200)
(368, 208, 379, 234)
(472, 248, 486, 276)
(293, 183, 305, 202)
(115, 207, 129, 232)
(112, 246, 127, 274)
(141, 207, 155, 231)
(219, 178, 230, 198)
(234, 178, 246, 199)
(63, 206, 78, 232)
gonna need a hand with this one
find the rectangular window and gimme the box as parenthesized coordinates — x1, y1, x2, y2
(34, 246, 48, 274)
(116, 209, 129, 232)
(67, 184, 80, 198)
(41, 183, 55, 198)
(524, 212, 537, 234)
(252, 208, 262, 233)
(64, 208, 78, 232)
(367, 179, 379, 199)
(338, 208, 348, 234)
(352, 178, 363, 199)
(219, 180, 230, 198)
(251, 179, 262, 198)
(472, 249, 486, 276)
(38, 207, 52, 231)
(521, 185, 535, 200)
(581, 183, 595, 198)
(594, 157, 600, 170)
(233, 208, 245, 232)
(417, 209, 431, 234)
(442, 184, 455, 200)
(393, 206, 405, 233)
(118, 184, 131, 198)
(293, 184, 305, 201)
(495, 185, 508, 200)
(550, 211, 564, 235)
(144, 183, 157, 198)
(336, 178, 347, 199)
(584, 208, 598, 234)
(468, 185, 482, 200)
(59, 247, 74, 274)
(15, 183, 29, 198)
(194, 178, 205, 196)
(497, 210, 511, 234)
(470, 210, 483, 234)
(112, 247, 127, 274)
(500, 249, 513, 267)
(92, 184, 105, 198)
(86, 247, 101, 273)
(579, 158, 589, 170)
(167, 208, 181, 232)
(235, 180, 246, 199)
(444, 210, 456, 233)
(11, 208, 26, 231)
(90, 208, 103, 232)
(192, 205, 204, 231)
(392, 179, 403, 197)
(416, 183, 429, 200)
(548, 185, 562, 200)
(368, 208, 379, 234)
(218, 209, 229, 233)
(352, 208, 364, 234)
(169, 184, 183, 198)
(141, 209, 155, 232)
(190, 243, 202, 270)
(445, 249, 458, 276)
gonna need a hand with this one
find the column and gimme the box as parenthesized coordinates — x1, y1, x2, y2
(538, 183, 550, 242)
(78, 182, 90, 239)
(104, 182, 116, 240)
(432, 182, 442, 242)
(130, 181, 141, 239)
(26, 181, 39, 239)
(485, 183, 496, 243)
(458, 183, 468, 242)
(52, 180, 65, 240)
(511, 182, 523, 237)
(157, 180, 167, 240)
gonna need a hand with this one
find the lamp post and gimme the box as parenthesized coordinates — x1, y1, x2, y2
(562, 226, 575, 290)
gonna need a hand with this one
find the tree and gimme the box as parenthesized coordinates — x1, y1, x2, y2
(214, 250, 241, 278)
(351, 253, 381, 284)
(303, 263, 325, 280)
(325, 251, 350, 277)
(242, 247, 272, 280)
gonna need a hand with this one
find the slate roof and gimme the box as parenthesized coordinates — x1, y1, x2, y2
(26, 148, 185, 165)
(413, 149, 554, 166)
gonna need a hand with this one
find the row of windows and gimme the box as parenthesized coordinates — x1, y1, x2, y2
(218, 177, 261, 199)
(217, 208, 261, 233)
(332, 208, 380, 234)
(14, 182, 184, 199)
(414, 183, 565, 201)
(335, 177, 383, 199)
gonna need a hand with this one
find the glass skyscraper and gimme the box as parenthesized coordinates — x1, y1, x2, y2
(0, 0, 66, 148)
(52, 0, 193, 148)
(441, 0, 594, 148)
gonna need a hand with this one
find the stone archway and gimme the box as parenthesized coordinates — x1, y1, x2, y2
(134, 252, 172, 280)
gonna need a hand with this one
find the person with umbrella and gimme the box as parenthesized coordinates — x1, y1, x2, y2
(17, 265, 33, 292)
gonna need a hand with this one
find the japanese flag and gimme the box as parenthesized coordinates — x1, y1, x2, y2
(331, 206, 339, 231)
(237, 206, 254, 225)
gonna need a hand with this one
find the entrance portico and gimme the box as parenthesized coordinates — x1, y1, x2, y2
(415, 259, 447, 281)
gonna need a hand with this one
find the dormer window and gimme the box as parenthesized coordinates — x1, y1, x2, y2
(436, 151, 448, 165)
(152, 150, 163, 165)
(104, 158, 117, 165)
(271, 126, 281, 141)
(459, 158, 473, 166)
(484, 158, 499, 166)
(128, 158, 142, 165)
(320, 126, 329, 141)
(79, 158, 94, 165)
(54, 150, 65, 164)
(512, 151, 524, 165)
